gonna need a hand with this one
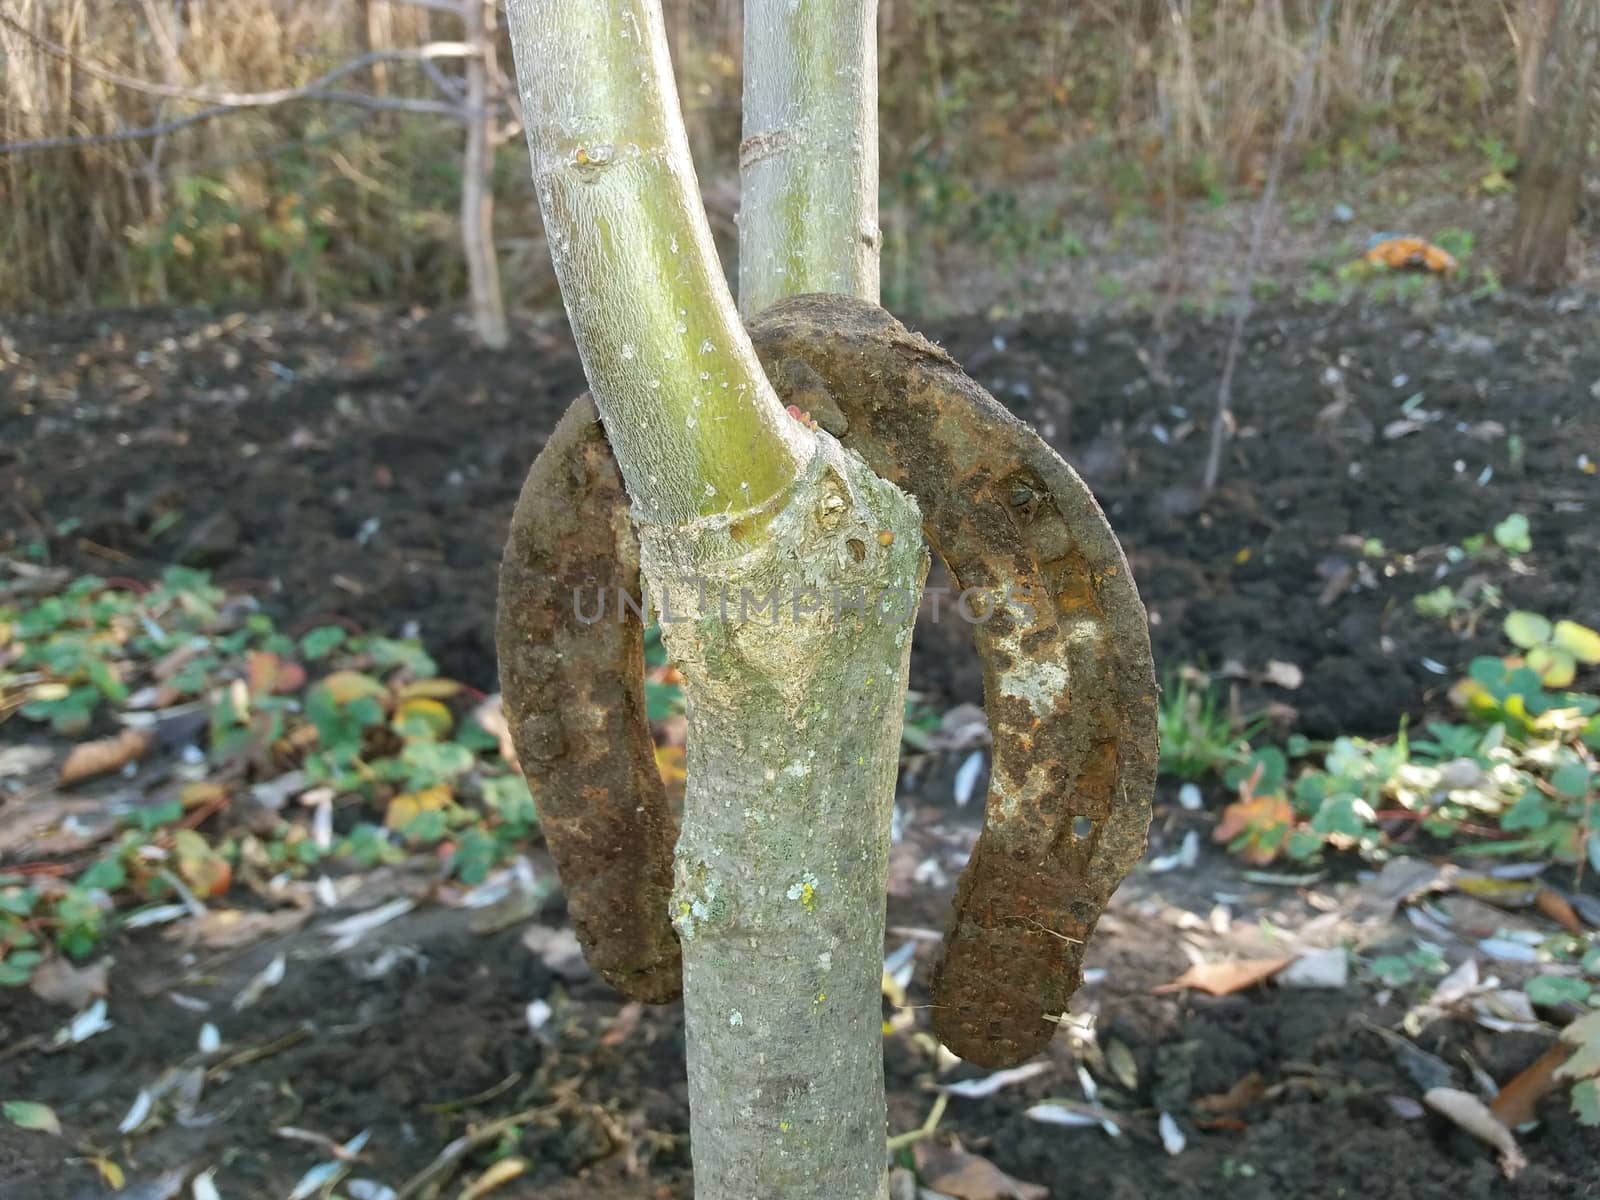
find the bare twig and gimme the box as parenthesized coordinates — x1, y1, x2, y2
(460, 0, 509, 347)
(885, 1093, 949, 1152)
(1200, 0, 1334, 497)
(391, 0, 466, 13)
(0, 92, 464, 155)
(422, 53, 468, 103)
(1, 106, 242, 154)
(394, 1101, 566, 1200)
(0, 13, 475, 109)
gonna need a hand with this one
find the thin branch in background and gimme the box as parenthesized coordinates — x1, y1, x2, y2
(0, 92, 465, 156)
(388, 0, 464, 14)
(0, 12, 476, 109)
(0, 12, 471, 156)
(1, 104, 256, 154)
(1146, 76, 1184, 391)
(1200, 0, 1335, 498)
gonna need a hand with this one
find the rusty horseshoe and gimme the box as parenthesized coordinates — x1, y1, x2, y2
(496, 294, 1158, 1067)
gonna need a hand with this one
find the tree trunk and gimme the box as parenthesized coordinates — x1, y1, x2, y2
(1515, 0, 1560, 161)
(364, 0, 393, 98)
(462, 0, 510, 348)
(1506, 0, 1599, 293)
(502, 7, 921, 1195)
(644, 446, 922, 1200)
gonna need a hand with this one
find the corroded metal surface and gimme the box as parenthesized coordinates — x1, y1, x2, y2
(753, 295, 1157, 1066)
(496, 295, 1158, 1064)
(495, 395, 681, 1003)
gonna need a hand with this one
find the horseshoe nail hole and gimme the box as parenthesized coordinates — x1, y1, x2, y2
(846, 537, 867, 564)
(1072, 815, 1095, 840)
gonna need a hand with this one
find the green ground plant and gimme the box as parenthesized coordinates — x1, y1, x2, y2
(1, 568, 534, 990)
(1157, 672, 1264, 781)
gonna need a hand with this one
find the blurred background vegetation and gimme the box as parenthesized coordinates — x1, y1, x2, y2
(0, 0, 1528, 316)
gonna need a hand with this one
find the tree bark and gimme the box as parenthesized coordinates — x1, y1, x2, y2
(502, 4, 924, 1196)
(364, 0, 394, 98)
(738, 0, 880, 314)
(1515, 0, 1560, 161)
(462, 0, 509, 348)
(643, 445, 921, 1200)
(1506, 0, 1599, 293)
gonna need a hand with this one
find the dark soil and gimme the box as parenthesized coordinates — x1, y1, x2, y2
(5, 298, 1597, 739)
(4, 296, 1600, 1198)
(1, 852, 1596, 1200)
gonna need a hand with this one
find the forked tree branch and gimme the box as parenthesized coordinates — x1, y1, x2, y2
(503, 0, 810, 526)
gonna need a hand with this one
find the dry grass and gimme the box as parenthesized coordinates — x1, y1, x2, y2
(1, 0, 479, 310)
(877, 0, 1509, 187)
(1, 0, 1517, 313)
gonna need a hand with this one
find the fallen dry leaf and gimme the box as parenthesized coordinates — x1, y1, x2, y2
(473, 694, 520, 774)
(386, 784, 450, 832)
(1213, 792, 1294, 866)
(0, 794, 112, 858)
(1425, 1087, 1525, 1178)
(58, 729, 150, 786)
(599, 1001, 645, 1049)
(913, 1140, 1048, 1200)
(655, 744, 687, 788)
(170, 906, 311, 950)
(28, 956, 110, 1010)
(1153, 957, 1293, 996)
(1534, 889, 1585, 937)
(1490, 1042, 1569, 1128)
(247, 650, 306, 697)
(460, 1156, 529, 1198)
(1194, 1071, 1267, 1114)
(1194, 1115, 1249, 1133)
(940, 1061, 1052, 1099)
(397, 678, 464, 701)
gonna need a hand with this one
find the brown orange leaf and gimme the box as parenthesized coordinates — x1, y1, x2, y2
(1194, 1115, 1250, 1133)
(1153, 957, 1293, 996)
(28, 956, 110, 1009)
(1195, 1071, 1268, 1114)
(1213, 792, 1294, 865)
(459, 1157, 528, 1199)
(1490, 1042, 1570, 1128)
(246, 651, 305, 696)
(912, 1141, 1048, 1200)
(180, 854, 233, 900)
(58, 729, 150, 786)
(1534, 889, 1585, 937)
(599, 1000, 646, 1048)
